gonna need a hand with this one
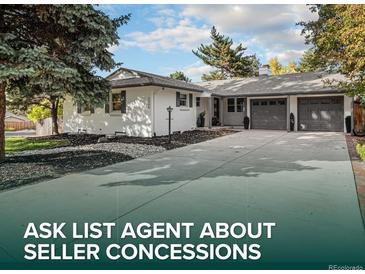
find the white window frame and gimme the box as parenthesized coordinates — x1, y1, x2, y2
(179, 93, 187, 107)
(227, 98, 235, 112)
(236, 98, 245, 112)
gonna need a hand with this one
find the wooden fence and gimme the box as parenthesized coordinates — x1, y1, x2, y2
(354, 101, 365, 133)
(5, 121, 35, 131)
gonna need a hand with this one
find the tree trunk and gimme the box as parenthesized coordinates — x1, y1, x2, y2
(50, 98, 59, 135)
(0, 83, 6, 162)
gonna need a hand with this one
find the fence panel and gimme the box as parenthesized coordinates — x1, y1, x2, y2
(5, 121, 35, 131)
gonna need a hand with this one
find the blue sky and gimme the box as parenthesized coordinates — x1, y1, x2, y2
(97, 4, 317, 82)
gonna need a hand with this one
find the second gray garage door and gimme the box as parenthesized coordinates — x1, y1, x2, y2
(298, 96, 344, 132)
(251, 99, 287, 130)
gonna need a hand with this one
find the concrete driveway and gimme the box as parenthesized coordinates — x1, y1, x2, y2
(0, 130, 364, 269)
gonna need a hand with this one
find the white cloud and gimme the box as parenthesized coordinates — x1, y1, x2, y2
(120, 24, 210, 52)
(181, 4, 317, 34)
(266, 49, 305, 64)
(180, 4, 316, 65)
(114, 4, 316, 71)
(182, 62, 213, 81)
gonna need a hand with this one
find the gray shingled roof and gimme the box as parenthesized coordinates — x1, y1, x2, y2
(107, 67, 207, 93)
(196, 71, 346, 97)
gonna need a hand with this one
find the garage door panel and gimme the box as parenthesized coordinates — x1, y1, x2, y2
(298, 96, 343, 132)
(251, 99, 287, 130)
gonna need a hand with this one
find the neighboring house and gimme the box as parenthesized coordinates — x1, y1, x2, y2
(63, 67, 353, 136)
(197, 68, 352, 132)
(63, 68, 209, 137)
(5, 112, 35, 131)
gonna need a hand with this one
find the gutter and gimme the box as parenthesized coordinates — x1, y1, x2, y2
(110, 83, 207, 94)
(209, 89, 345, 97)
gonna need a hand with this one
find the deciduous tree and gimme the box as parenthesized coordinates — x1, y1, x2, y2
(299, 4, 365, 98)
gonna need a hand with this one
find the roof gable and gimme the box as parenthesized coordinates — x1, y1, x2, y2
(106, 67, 207, 93)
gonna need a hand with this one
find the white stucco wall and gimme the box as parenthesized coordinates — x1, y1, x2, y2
(153, 87, 198, 135)
(196, 97, 209, 127)
(64, 86, 201, 137)
(63, 87, 153, 137)
(222, 97, 246, 126)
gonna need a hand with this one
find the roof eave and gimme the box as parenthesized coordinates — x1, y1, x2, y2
(211, 89, 345, 97)
(110, 82, 206, 93)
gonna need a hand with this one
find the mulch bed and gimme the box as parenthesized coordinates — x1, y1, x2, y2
(29, 129, 237, 149)
(1, 129, 238, 191)
(345, 135, 365, 226)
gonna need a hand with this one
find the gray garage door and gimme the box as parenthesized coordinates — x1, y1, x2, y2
(251, 99, 287, 130)
(298, 96, 344, 132)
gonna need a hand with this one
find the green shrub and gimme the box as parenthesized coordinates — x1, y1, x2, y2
(356, 142, 365, 160)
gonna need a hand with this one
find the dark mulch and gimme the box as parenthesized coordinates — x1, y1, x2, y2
(110, 129, 237, 150)
(28, 129, 237, 149)
(0, 150, 133, 191)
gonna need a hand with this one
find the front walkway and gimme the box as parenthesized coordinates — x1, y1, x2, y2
(0, 131, 364, 268)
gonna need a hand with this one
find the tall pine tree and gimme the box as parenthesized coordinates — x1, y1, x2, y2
(193, 26, 260, 78)
(0, 5, 130, 161)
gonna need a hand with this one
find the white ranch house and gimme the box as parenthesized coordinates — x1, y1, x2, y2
(63, 67, 353, 136)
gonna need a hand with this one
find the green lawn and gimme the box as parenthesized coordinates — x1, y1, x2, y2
(5, 137, 70, 153)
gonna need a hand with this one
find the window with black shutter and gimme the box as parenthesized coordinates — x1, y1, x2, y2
(105, 94, 110, 113)
(176, 92, 180, 107)
(189, 94, 193, 108)
(77, 103, 81, 114)
(121, 90, 126, 113)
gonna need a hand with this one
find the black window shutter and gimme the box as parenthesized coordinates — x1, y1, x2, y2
(105, 94, 110, 113)
(189, 93, 193, 108)
(176, 92, 180, 107)
(77, 103, 81, 114)
(121, 90, 126, 113)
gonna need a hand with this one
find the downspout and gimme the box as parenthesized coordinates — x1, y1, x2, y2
(351, 97, 354, 135)
(287, 95, 290, 132)
(152, 90, 156, 136)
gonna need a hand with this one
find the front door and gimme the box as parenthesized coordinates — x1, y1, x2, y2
(213, 97, 220, 126)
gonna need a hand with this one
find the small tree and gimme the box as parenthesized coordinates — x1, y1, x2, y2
(27, 99, 63, 133)
(269, 58, 299, 75)
(268, 57, 283, 75)
(169, 71, 191, 82)
(201, 70, 227, 81)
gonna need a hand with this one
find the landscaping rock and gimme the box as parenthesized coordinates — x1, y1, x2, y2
(1, 128, 237, 191)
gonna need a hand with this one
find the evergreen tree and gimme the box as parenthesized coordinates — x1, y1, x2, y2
(298, 48, 327, 72)
(193, 26, 259, 78)
(0, 5, 130, 161)
(201, 70, 227, 81)
(169, 71, 191, 82)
